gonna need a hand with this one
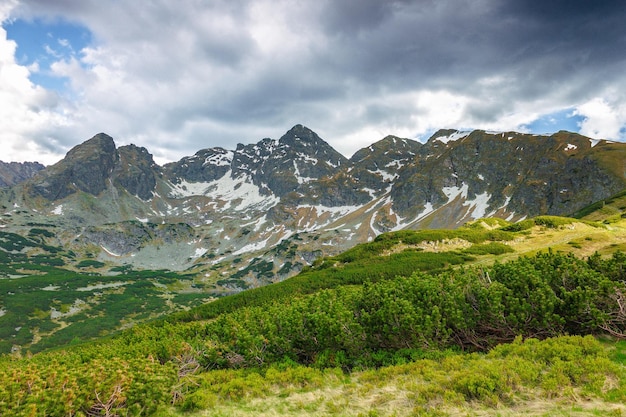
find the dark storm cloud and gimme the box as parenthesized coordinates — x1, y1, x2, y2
(320, 0, 418, 35)
(497, 0, 626, 61)
(314, 0, 626, 87)
(503, 0, 625, 22)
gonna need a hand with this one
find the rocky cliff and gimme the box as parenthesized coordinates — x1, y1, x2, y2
(0, 161, 45, 188)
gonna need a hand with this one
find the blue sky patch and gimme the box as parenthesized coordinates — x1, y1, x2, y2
(4, 18, 93, 92)
(521, 108, 584, 135)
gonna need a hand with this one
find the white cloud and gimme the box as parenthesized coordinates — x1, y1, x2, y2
(0, 10, 72, 165)
(574, 97, 626, 140)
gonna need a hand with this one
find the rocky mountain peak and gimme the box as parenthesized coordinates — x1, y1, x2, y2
(22, 134, 162, 202)
(278, 124, 321, 146)
(0, 161, 45, 188)
(26, 133, 119, 200)
(165, 147, 233, 184)
(251, 125, 346, 196)
(425, 129, 473, 147)
(278, 125, 348, 165)
(114, 144, 158, 200)
(350, 135, 422, 163)
(65, 133, 117, 161)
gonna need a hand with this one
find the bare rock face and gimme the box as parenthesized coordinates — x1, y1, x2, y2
(163, 147, 232, 183)
(0, 161, 45, 187)
(23, 134, 160, 202)
(390, 130, 626, 220)
(114, 144, 158, 201)
(77, 221, 195, 256)
(26, 133, 119, 200)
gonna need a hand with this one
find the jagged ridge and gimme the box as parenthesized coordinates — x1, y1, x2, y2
(1, 125, 625, 288)
(0, 161, 45, 188)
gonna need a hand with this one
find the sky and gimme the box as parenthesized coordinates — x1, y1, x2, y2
(1, 0, 626, 166)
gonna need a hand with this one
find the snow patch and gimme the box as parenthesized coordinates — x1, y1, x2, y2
(419, 202, 435, 219)
(369, 212, 381, 235)
(204, 150, 233, 167)
(51, 205, 64, 215)
(589, 139, 601, 147)
(297, 153, 318, 164)
(363, 187, 377, 198)
(169, 180, 213, 197)
(564, 143, 578, 151)
(442, 183, 469, 201)
(443, 183, 492, 220)
(232, 237, 271, 255)
(463, 191, 492, 220)
(385, 160, 405, 169)
(434, 130, 471, 144)
(101, 246, 122, 257)
(368, 169, 396, 182)
(168, 170, 279, 211)
(252, 215, 268, 232)
(293, 161, 315, 184)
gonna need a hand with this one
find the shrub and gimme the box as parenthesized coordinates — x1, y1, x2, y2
(76, 259, 105, 268)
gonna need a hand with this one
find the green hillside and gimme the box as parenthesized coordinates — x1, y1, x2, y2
(574, 189, 626, 224)
(2, 212, 626, 416)
(0, 229, 214, 355)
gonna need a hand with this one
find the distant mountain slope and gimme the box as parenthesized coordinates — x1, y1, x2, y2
(391, 130, 625, 225)
(0, 161, 45, 187)
(1, 125, 625, 287)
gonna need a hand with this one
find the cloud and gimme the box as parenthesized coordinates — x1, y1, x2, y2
(0, 12, 74, 164)
(575, 98, 626, 140)
(1, 0, 626, 165)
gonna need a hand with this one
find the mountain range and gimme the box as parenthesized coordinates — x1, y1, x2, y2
(1, 124, 625, 288)
(0, 161, 45, 188)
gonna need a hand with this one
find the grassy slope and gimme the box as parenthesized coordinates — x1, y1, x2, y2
(104, 213, 618, 416)
(160, 210, 626, 416)
(171, 214, 626, 326)
(2, 199, 626, 416)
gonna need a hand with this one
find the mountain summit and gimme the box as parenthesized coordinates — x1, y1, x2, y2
(23, 133, 158, 202)
(27, 133, 118, 200)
